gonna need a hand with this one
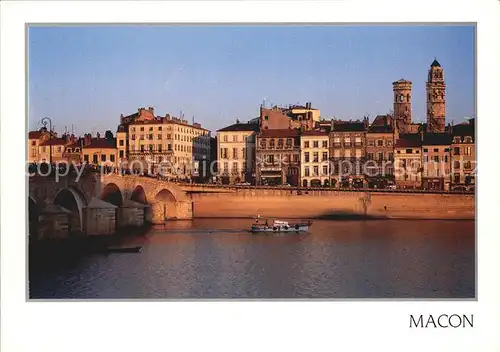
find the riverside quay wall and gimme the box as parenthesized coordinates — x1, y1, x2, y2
(190, 189, 475, 220)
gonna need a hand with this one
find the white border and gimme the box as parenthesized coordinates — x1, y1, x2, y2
(1, 1, 499, 351)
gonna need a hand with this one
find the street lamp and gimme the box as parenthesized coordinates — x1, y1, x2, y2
(41, 117, 52, 165)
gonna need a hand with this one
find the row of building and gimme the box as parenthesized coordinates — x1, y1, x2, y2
(28, 59, 475, 190)
(216, 59, 475, 191)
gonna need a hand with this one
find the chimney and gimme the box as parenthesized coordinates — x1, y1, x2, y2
(330, 119, 334, 131)
(148, 107, 154, 113)
(96, 132, 100, 139)
(84, 133, 92, 146)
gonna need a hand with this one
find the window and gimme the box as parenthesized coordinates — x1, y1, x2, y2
(433, 156, 439, 162)
(344, 149, 351, 158)
(464, 161, 472, 169)
(453, 147, 460, 155)
(84, 154, 89, 162)
(223, 162, 229, 172)
(367, 152, 374, 160)
(423, 148, 428, 152)
(444, 155, 448, 162)
(334, 150, 341, 157)
(356, 149, 362, 158)
(168, 144, 172, 151)
(269, 139, 275, 148)
(158, 144, 162, 152)
(423, 155, 429, 162)
(140, 134, 145, 140)
(119, 140, 124, 146)
(454, 161, 460, 169)
(333, 137, 341, 145)
(465, 147, 472, 156)
(454, 174, 460, 183)
(233, 148, 238, 159)
(41, 147, 46, 153)
(304, 141, 310, 148)
(399, 94, 404, 102)
(368, 139, 375, 147)
(444, 148, 450, 152)
(377, 152, 383, 161)
(464, 136, 472, 143)
(167, 134, 171, 139)
(388, 152, 394, 161)
(313, 152, 319, 162)
(158, 134, 162, 140)
(433, 148, 439, 153)
(267, 155, 275, 164)
(304, 167, 310, 177)
(119, 150, 124, 158)
(322, 152, 328, 161)
(140, 145, 145, 152)
(158, 127, 162, 131)
(110, 155, 115, 162)
(406, 149, 413, 154)
(149, 127, 153, 131)
(140, 127, 144, 132)
(264, 116, 269, 120)
(344, 137, 351, 146)
(313, 166, 319, 176)
(377, 140, 383, 147)
(223, 135, 228, 142)
(313, 141, 319, 148)
(260, 139, 266, 149)
(233, 135, 238, 142)
(233, 161, 239, 173)
(101, 154, 106, 162)
(453, 136, 461, 143)
(93, 155, 98, 164)
(322, 165, 328, 176)
(131, 145, 136, 152)
(131, 127, 135, 132)
(386, 140, 393, 146)
(304, 152, 310, 163)
(149, 144, 154, 152)
(322, 140, 328, 148)
(277, 139, 284, 149)
(293, 154, 300, 163)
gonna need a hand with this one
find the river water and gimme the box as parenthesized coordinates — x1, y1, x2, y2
(29, 219, 475, 299)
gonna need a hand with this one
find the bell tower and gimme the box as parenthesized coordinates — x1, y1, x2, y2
(426, 59, 446, 133)
(392, 79, 412, 134)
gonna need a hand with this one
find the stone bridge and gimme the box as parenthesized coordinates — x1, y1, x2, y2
(28, 172, 196, 238)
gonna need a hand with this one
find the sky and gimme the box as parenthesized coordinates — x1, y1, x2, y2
(28, 25, 475, 136)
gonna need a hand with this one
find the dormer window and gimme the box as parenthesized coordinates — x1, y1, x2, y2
(67, 148, 72, 153)
(464, 136, 473, 143)
(453, 136, 461, 144)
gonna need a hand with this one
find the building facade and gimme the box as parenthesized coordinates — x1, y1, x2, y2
(365, 114, 395, 178)
(421, 133, 452, 191)
(451, 119, 475, 189)
(118, 107, 211, 180)
(81, 133, 118, 167)
(216, 121, 259, 184)
(259, 102, 320, 131)
(300, 131, 330, 187)
(255, 129, 301, 186)
(394, 134, 422, 189)
(329, 120, 368, 188)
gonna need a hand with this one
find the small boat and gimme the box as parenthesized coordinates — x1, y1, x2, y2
(250, 217, 312, 233)
(105, 246, 142, 253)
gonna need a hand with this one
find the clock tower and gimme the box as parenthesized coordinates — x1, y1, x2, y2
(393, 79, 412, 134)
(426, 59, 446, 133)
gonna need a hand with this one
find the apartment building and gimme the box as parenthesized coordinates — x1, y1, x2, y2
(119, 107, 211, 179)
(255, 129, 301, 186)
(394, 134, 422, 189)
(421, 133, 452, 191)
(216, 121, 259, 184)
(300, 130, 329, 187)
(365, 114, 395, 177)
(450, 119, 475, 189)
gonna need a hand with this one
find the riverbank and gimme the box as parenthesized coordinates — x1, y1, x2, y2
(191, 190, 475, 220)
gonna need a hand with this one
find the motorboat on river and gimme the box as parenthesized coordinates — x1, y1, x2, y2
(250, 216, 312, 233)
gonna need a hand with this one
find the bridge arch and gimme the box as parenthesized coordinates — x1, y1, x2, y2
(100, 182, 124, 206)
(53, 186, 87, 232)
(130, 185, 148, 204)
(153, 188, 178, 221)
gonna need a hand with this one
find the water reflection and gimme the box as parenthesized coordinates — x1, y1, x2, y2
(29, 219, 475, 299)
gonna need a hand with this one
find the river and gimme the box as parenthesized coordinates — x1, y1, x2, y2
(29, 219, 475, 299)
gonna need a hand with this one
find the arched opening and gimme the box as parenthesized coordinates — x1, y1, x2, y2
(130, 185, 148, 204)
(53, 187, 86, 232)
(154, 189, 177, 222)
(100, 183, 124, 206)
(311, 179, 321, 188)
(28, 197, 38, 239)
(302, 179, 308, 188)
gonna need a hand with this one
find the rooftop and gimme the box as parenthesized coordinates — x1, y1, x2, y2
(395, 134, 422, 148)
(431, 59, 441, 67)
(301, 130, 329, 137)
(422, 133, 452, 146)
(259, 128, 301, 138)
(39, 138, 66, 146)
(332, 121, 366, 132)
(83, 138, 116, 149)
(217, 122, 259, 132)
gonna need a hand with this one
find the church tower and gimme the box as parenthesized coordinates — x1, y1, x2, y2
(392, 79, 412, 134)
(426, 59, 446, 133)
